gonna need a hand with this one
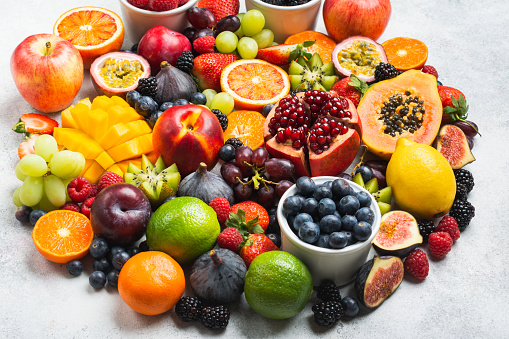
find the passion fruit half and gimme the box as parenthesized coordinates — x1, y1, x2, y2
(90, 52, 151, 98)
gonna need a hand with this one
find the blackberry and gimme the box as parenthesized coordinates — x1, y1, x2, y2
(175, 296, 203, 322)
(176, 50, 194, 74)
(449, 199, 475, 231)
(418, 219, 435, 242)
(225, 137, 243, 149)
(136, 76, 157, 97)
(211, 109, 228, 131)
(455, 185, 469, 201)
(454, 169, 474, 193)
(374, 62, 400, 82)
(200, 305, 230, 330)
(316, 279, 341, 302)
(312, 301, 344, 327)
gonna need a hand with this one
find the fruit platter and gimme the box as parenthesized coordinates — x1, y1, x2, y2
(2, 0, 507, 337)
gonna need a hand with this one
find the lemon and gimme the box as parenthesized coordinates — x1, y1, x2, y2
(244, 251, 313, 319)
(386, 138, 456, 219)
(146, 197, 220, 265)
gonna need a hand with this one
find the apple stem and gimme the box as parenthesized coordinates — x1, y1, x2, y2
(45, 42, 52, 56)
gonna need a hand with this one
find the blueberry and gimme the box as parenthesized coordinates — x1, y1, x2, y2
(313, 186, 332, 201)
(163, 196, 177, 204)
(108, 246, 126, 262)
(135, 96, 158, 117)
(355, 191, 372, 208)
(321, 181, 333, 189)
(331, 179, 351, 200)
(298, 221, 320, 244)
(111, 251, 131, 270)
(218, 144, 236, 162)
(93, 258, 111, 273)
(89, 237, 109, 259)
(29, 209, 46, 226)
(295, 176, 317, 197)
(329, 232, 349, 249)
(353, 221, 372, 241)
(340, 296, 360, 317)
(190, 92, 207, 105)
(355, 165, 373, 183)
(341, 215, 357, 231)
(107, 270, 120, 287)
(131, 43, 139, 53)
(283, 196, 303, 215)
(344, 231, 356, 246)
(159, 101, 175, 111)
(318, 198, 336, 218)
(66, 260, 83, 276)
(355, 207, 375, 225)
(148, 110, 164, 129)
(293, 213, 314, 232)
(15, 205, 32, 223)
(315, 234, 330, 248)
(261, 103, 274, 116)
(301, 198, 319, 216)
(338, 195, 360, 215)
(126, 90, 141, 107)
(319, 214, 342, 234)
(267, 211, 280, 234)
(174, 98, 190, 106)
(266, 233, 281, 248)
(89, 271, 107, 289)
(127, 246, 141, 257)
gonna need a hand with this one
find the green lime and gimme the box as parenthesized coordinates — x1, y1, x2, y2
(244, 251, 313, 319)
(146, 197, 220, 265)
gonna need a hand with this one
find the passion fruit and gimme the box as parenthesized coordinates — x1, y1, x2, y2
(90, 52, 151, 98)
(332, 36, 388, 83)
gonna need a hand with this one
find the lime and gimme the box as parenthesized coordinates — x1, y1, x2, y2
(244, 251, 313, 319)
(146, 197, 220, 265)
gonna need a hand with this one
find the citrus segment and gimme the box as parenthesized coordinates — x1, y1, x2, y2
(284, 30, 337, 63)
(32, 210, 94, 264)
(223, 110, 265, 149)
(381, 37, 428, 71)
(220, 59, 290, 111)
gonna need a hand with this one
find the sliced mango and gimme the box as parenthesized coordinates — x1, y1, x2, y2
(110, 96, 130, 108)
(70, 102, 91, 132)
(82, 161, 105, 184)
(106, 164, 124, 177)
(61, 98, 92, 128)
(91, 96, 115, 111)
(108, 134, 153, 162)
(95, 151, 116, 170)
(87, 109, 109, 141)
(98, 120, 151, 150)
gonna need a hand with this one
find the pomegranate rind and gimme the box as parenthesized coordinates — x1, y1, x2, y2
(435, 124, 475, 169)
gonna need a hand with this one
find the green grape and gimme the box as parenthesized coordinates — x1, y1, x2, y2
(12, 187, 23, 207)
(19, 176, 44, 207)
(237, 37, 259, 59)
(44, 175, 66, 208)
(18, 154, 48, 177)
(49, 150, 78, 178)
(62, 177, 74, 202)
(38, 193, 59, 212)
(69, 152, 86, 178)
(215, 31, 239, 54)
(15, 162, 28, 181)
(241, 10, 265, 37)
(34, 134, 59, 162)
(251, 29, 274, 49)
(235, 13, 245, 38)
(210, 92, 235, 115)
(203, 89, 218, 108)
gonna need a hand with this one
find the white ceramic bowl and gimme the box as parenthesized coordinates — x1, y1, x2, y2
(244, 0, 322, 43)
(278, 176, 381, 286)
(119, 0, 198, 43)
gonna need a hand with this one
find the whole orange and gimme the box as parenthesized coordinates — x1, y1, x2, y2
(118, 251, 185, 316)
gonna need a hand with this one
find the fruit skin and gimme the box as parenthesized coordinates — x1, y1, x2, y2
(11, 33, 83, 113)
(240, 234, 279, 267)
(137, 26, 192, 75)
(90, 183, 151, 246)
(256, 44, 303, 66)
(12, 113, 58, 135)
(230, 201, 270, 232)
(437, 85, 467, 124)
(428, 231, 453, 259)
(217, 227, 243, 252)
(152, 105, 224, 177)
(201, 305, 230, 330)
(98, 171, 123, 192)
(193, 36, 215, 54)
(191, 53, 239, 92)
(178, 162, 234, 204)
(323, 0, 391, 44)
(434, 124, 475, 169)
(197, 0, 240, 21)
(404, 249, 429, 280)
(329, 76, 367, 107)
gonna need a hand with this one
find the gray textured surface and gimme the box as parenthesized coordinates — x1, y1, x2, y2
(1, 0, 508, 338)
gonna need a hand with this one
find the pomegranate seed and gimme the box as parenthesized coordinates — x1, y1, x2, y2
(292, 140, 302, 149)
(284, 127, 292, 139)
(317, 135, 326, 145)
(280, 117, 288, 127)
(291, 131, 300, 141)
(341, 126, 349, 134)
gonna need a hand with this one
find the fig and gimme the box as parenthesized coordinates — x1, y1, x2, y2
(354, 255, 404, 308)
(154, 61, 197, 105)
(435, 124, 475, 169)
(372, 210, 422, 257)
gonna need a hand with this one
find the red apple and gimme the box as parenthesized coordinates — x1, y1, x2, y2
(10, 34, 83, 113)
(90, 183, 151, 246)
(323, 0, 391, 43)
(152, 104, 224, 177)
(137, 26, 192, 75)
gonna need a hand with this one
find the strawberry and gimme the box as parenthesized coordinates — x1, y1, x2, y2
(240, 234, 279, 267)
(437, 85, 472, 126)
(17, 134, 40, 159)
(191, 53, 239, 92)
(193, 36, 215, 55)
(330, 75, 369, 107)
(12, 113, 58, 136)
(230, 201, 269, 232)
(197, 0, 240, 21)
(146, 0, 178, 11)
(256, 42, 313, 66)
(217, 227, 243, 252)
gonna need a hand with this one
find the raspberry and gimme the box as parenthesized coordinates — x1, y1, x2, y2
(428, 232, 453, 259)
(217, 227, 243, 252)
(60, 201, 80, 213)
(88, 183, 100, 198)
(80, 197, 95, 219)
(421, 65, 439, 79)
(98, 171, 123, 191)
(193, 36, 215, 55)
(67, 177, 92, 203)
(209, 197, 230, 224)
(404, 249, 429, 280)
(436, 216, 461, 242)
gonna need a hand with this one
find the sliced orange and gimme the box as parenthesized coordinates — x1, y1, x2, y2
(223, 110, 266, 149)
(54, 6, 124, 69)
(381, 37, 428, 71)
(220, 59, 290, 111)
(32, 210, 94, 264)
(284, 30, 337, 63)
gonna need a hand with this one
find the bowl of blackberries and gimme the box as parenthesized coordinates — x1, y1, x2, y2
(277, 176, 381, 286)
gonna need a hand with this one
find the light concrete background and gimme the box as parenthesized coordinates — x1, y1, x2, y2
(1, 0, 507, 338)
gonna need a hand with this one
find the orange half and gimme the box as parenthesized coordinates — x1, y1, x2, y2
(54, 6, 124, 69)
(382, 37, 428, 71)
(223, 110, 266, 149)
(220, 59, 290, 111)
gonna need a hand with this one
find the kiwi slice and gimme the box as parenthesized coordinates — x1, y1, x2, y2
(289, 53, 338, 91)
(373, 186, 392, 204)
(364, 178, 379, 194)
(352, 172, 365, 188)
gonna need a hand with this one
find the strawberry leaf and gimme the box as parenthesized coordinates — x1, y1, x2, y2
(287, 41, 316, 63)
(302, 40, 316, 48)
(347, 74, 370, 96)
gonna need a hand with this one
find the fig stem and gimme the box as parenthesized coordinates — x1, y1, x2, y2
(209, 250, 222, 266)
(197, 162, 208, 174)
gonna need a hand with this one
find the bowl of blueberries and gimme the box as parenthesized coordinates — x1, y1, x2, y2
(277, 176, 381, 286)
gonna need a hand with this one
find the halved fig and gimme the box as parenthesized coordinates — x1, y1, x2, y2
(373, 210, 422, 257)
(435, 124, 475, 169)
(354, 255, 404, 308)
(90, 52, 151, 98)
